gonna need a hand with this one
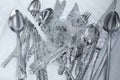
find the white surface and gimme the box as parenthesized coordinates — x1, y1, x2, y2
(0, 0, 120, 80)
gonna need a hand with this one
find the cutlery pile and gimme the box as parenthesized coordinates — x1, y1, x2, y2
(1, 0, 120, 80)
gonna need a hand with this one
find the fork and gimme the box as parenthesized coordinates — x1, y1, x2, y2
(82, 11, 91, 20)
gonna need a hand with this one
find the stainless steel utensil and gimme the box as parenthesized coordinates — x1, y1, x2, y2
(28, 0, 41, 20)
(76, 24, 99, 80)
(9, 10, 26, 80)
(91, 0, 118, 79)
(1, 10, 25, 67)
(81, 11, 91, 24)
(1, 10, 26, 79)
(40, 8, 54, 25)
(91, 11, 120, 80)
(103, 11, 120, 80)
(54, 0, 66, 18)
(28, 0, 41, 11)
(28, 1, 51, 80)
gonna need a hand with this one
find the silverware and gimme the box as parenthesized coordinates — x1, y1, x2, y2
(28, 0, 41, 11)
(81, 11, 91, 25)
(1, 10, 25, 67)
(82, 24, 100, 80)
(30, 45, 68, 74)
(91, 11, 120, 80)
(1, 10, 26, 79)
(57, 53, 67, 75)
(28, 1, 50, 80)
(91, 36, 108, 80)
(103, 11, 120, 80)
(1, 0, 120, 80)
(28, 0, 41, 20)
(76, 24, 99, 80)
(76, 41, 98, 80)
(9, 10, 26, 80)
(66, 3, 80, 23)
(67, 3, 89, 28)
(67, 3, 80, 20)
(28, 2, 51, 80)
(40, 8, 54, 25)
(54, 0, 66, 18)
(65, 67, 75, 80)
(97, 0, 117, 29)
(91, 0, 118, 79)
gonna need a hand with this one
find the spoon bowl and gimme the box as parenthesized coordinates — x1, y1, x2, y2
(8, 10, 25, 33)
(40, 8, 54, 24)
(103, 11, 120, 33)
(28, 0, 41, 12)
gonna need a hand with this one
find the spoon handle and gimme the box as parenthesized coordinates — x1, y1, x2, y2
(1, 37, 20, 68)
(76, 41, 97, 80)
(65, 67, 75, 80)
(105, 33, 112, 80)
(16, 33, 27, 79)
(1, 53, 14, 68)
(91, 32, 119, 80)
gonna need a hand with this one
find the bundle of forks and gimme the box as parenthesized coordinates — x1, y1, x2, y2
(1, 0, 120, 80)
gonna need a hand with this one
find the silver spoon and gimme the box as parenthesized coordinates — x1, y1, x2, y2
(2, 10, 26, 79)
(1, 10, 25, 67)
(40, 8, 54, 25)
(28, 2, 51, 80)
(91, 0, 118, 79)
(28, 0, 41, 20)
(91, 11, 120, 80)
(103, 11, 120, 80)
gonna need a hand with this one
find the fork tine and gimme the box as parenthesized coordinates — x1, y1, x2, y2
(85, 11, 91, 20)
(86, 11, 90, 16)
(85, 11, 88, 17)
(87, 12, 91, 18)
